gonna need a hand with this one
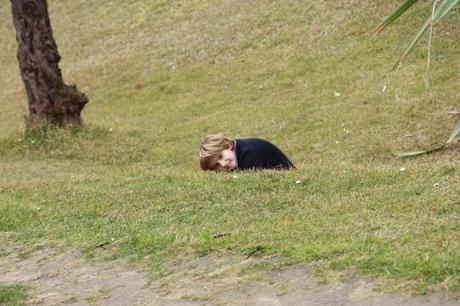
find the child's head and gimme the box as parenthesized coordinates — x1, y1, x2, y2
(199, 133, 237, 171)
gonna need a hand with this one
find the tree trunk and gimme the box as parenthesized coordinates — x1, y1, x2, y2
(11, 0, 88, 127)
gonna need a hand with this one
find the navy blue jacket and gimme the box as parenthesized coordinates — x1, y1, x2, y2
(235, 138, 294, 170)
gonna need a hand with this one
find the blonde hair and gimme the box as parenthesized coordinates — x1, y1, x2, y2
(199, 133, 234, 170)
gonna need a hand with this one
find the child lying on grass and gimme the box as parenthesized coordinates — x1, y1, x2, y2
(199, 133, 295, 172)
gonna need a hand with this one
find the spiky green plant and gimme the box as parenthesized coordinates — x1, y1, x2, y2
(375, 0, 458, 70)
(376, 0, 460, 156)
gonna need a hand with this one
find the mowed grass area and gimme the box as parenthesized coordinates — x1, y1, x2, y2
(0, 0, 459, 295)
(0, 283, 28, 306)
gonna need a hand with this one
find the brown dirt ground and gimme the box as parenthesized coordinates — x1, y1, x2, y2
(1, 243, 459, 306)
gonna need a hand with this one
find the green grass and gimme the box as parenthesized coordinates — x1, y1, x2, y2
(0, 0, 459, 295)
(0, 284, 28, 306)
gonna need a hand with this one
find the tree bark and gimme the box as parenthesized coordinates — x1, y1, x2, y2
(11, 0, 88, 126)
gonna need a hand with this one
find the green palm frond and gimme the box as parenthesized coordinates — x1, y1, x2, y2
(376, 0, 460, 157)
(375, 0, 459, 70)
(447, 115, 460, 144)
(374, 0, 419, 34)
(392, 0, 459, 70)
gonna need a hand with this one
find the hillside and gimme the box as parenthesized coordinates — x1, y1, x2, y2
(0, 0, 459, 296)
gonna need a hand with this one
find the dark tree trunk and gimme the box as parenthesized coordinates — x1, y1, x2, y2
(11, 0, 88, 126)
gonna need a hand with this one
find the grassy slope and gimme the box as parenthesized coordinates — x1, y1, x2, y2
(0, 0, 459, 294)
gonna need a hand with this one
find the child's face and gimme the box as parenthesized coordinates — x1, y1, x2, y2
(216, 149, 237, 172)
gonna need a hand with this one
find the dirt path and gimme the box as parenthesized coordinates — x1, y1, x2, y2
(1, 244, 458, 305)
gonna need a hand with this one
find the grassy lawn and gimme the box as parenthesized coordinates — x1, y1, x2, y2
(0, 284, 28, 306)
(0, 0, 459, 295)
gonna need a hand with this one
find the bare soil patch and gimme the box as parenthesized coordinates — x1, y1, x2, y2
(0, 244, 458, 305)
